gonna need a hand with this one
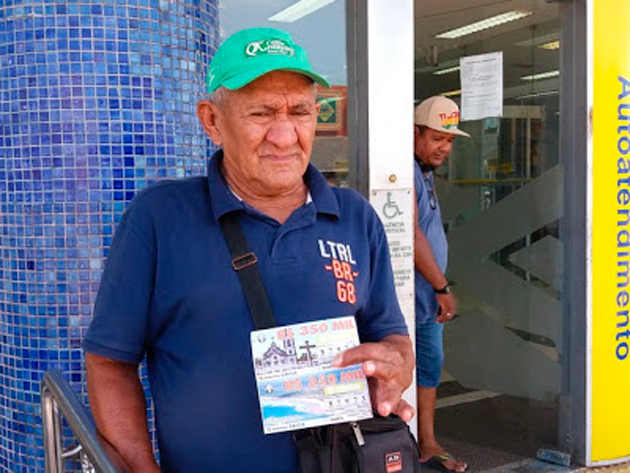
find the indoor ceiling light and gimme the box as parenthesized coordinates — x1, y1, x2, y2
(514, 32, 558, 48)
(521, 70, 560, 81)
(433, 66, 460, 76)
(436, 11, 533, 39)
(269, 0, 336, 23)
(516, 90, 558, 100)
(539, 40, 560, 50)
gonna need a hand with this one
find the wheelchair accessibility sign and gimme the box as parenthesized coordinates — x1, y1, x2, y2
(371, 188, 414, 301)
(382, 192, 404, 219)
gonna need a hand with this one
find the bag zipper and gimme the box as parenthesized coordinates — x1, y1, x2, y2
(350, 421, 365, 446)
(358, 416, 406, 433)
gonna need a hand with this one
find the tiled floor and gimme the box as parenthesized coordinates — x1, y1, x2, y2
(429, 383, 630, 473)
(432, 381, 574, 472)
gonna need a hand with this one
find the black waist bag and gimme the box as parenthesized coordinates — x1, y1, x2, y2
(294, 414, 421, 473)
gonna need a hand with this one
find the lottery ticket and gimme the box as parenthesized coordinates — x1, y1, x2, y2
(250, 315, 373, 434)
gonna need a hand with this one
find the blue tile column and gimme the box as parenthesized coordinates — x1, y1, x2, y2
(0, 1, 218, 471)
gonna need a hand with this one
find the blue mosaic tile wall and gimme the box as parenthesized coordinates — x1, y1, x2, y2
(0, 1, 218, 470)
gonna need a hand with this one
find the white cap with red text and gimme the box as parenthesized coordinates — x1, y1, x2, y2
(414, 96, 470, 138)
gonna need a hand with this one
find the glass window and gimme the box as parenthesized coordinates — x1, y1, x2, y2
(415, 1, 563, 468)
(218, 1, 350, 187)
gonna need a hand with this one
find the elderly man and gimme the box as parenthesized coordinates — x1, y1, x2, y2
(413, 96, 470, 473)
(84, 27, 414, 472)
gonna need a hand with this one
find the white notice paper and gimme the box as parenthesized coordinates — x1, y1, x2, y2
(460, 51, 503, 121)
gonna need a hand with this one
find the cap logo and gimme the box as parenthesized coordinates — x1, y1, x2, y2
(244, 38, 296, 58)
(439, 111, 460, 130)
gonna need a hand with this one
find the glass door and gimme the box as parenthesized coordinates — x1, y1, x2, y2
(415, 1, 564, 469)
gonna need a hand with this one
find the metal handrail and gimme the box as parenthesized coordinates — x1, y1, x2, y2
(41, 369, 127, 473)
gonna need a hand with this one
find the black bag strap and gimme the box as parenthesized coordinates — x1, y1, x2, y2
(218, 211, 277, 330)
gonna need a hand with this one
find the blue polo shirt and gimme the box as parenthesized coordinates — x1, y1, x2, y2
(84, 151, 408, 472)
(414, 160, 448, 325)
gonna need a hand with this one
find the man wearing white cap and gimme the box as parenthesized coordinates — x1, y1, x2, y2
(413, 96, 469, 473)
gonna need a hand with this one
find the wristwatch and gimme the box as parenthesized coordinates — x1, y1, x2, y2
(434, 284, 450, 294)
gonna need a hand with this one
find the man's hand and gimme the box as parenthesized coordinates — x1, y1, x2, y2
(332, 334, 415, 422)
(435, 291, 457, 323)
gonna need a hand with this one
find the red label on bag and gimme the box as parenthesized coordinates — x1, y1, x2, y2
(385, 451, 402, 472)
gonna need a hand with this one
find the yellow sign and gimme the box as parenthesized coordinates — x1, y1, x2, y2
(592, 0, 630, 462)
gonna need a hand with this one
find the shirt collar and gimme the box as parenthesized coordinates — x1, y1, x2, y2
(206, 149, 340, 223)
(228, 182, 313, 205)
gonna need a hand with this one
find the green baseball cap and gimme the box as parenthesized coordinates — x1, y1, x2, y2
(207, 27, 330, 94)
